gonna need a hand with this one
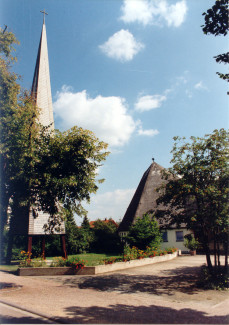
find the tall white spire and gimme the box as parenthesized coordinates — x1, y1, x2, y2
(28, 14, 66, 236)
(31, 15, 54, 130)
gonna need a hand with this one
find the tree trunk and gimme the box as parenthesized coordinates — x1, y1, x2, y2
(202, 234, 213, 271)
(223, 235, 228, 271)
(6, 229, 14, 264)
(0, 195, 10, 262)
(213, 235, 217, 267)
(217, 240, 220, 269)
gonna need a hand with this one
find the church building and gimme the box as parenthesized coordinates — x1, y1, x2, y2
(118, 160, 192, 252)
(10, 11, 66, 258)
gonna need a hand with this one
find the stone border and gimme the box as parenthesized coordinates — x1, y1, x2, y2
(18, 251, 178, 276)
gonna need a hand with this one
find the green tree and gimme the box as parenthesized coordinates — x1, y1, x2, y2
(64, 209, 80, 255)
(0, 27, 40, 259)
(91, 218, 121, 253)
(64, 211, 92, 254)
(81, 216, 90, 231)
(31, 126, 109, 233)
(126, 213, 162, 250)
(202, 0, 229, 91)
(0, 27, 19, 241)
(157, 129, 229, 272)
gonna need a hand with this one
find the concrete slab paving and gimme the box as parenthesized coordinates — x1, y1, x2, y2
(0, 255, 228, 323)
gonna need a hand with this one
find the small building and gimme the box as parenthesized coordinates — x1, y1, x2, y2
(118, 160, 192, 252)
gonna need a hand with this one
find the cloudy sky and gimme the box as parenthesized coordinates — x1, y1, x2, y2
(1, 0, 228, 224)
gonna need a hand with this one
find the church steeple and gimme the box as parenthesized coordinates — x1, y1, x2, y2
(31, 11, 54, 130)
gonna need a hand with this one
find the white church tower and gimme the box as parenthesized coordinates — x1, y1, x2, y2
(8, 11, 66, 260)
(28, 11, 66, 257)
(31, 10, 54, 130)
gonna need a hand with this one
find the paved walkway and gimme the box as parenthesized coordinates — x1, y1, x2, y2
(0, 255, 228, 323)
(0, 302, 56, 324)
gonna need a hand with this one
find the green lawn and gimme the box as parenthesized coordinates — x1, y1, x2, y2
(68, 253, 122, 266)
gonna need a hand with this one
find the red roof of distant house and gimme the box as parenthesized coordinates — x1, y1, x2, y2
(89, 218, 118, 228)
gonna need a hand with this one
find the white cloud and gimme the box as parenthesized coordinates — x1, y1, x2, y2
(138, 127, 159, 136)
(162, 0, 188, 27)
(120, 0, 153, 25)
(194, 81, 208, 91)
(83, 188, 136, 221)
(53, 87, 136, 147)
(120, 0, 187, 27)
(135, 94, 167, 112)
(99, 29, 144, 62)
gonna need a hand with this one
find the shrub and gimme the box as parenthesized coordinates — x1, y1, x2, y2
(197, 266, 229, 290)
(65, 256, 85, 269)
(184, 234, 199, 251)
(126, 213, 162, 250)
(18, 251, 32, 267)
(50, 257, 67, 267)
(164, 247, 177, 254)
(50, 256, 85, 270)
(18, 251, 47, 267)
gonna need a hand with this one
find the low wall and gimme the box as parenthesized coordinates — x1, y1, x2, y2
(18, 251, 178, 276)
(18, 266, 95, 276)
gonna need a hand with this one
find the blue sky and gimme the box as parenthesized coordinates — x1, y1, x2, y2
(1, 0, 228, 224)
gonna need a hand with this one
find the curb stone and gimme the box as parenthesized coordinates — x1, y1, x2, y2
(0, 299, 67, 324)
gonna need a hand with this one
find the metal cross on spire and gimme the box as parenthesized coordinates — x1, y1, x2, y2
(40, 9, 48, 24)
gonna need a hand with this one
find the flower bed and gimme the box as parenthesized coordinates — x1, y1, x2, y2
(18, 252, 86, 270)
(18, 248, 178, 276)
(103, 246, 177, 264)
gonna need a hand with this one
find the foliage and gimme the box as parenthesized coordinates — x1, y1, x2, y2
(91, 218, 121, 253)
(50, 257, 67, 267)
(18, 250, 46, 268)
(18, 251, 32, 267)
(164, 247, 178, 254)
(103, 256, 123, 265)
(184, 234, 199, 251)
(126, 213, 162, 250)
(157, 129, 229, 272)
(0, 26, 19, 62)
(50, 256, 85, 269)
(197, 265, 228, 290)
(35, 127, 109, 232)
(81, 216, 90, 230)
(0, 27, 25, 258)
(65, 256, 85, 269)
(104, 246, 177, 264)
(202, 0, 229, 90)
(64, 210, 94, 255)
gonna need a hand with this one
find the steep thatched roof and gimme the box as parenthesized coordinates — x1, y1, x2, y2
(118, 161, 167, 232)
